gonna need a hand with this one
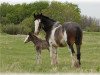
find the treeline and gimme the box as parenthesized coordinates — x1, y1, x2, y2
(0, 1, 100, 34)
(80, 15, 100, 32)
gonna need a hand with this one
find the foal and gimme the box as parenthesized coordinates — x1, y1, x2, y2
(24, 32, 49, 64)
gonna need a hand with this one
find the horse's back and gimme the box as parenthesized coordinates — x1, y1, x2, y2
(63, 22, 80, 29)
(63, 22, 83, 44)
(63, 22, 82, 33)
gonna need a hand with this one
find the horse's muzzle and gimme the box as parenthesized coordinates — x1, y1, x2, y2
(34, 32, 39, 35)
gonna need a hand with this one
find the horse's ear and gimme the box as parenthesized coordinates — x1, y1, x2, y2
(34, 13, 36, 17)
(40, 13, 42, 16)
(28, 32, 31, 36)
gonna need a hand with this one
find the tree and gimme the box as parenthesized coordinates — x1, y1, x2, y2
(80, 15, 100, 31)
(42, 1, 81, 24)
(30, 1, 49, 13)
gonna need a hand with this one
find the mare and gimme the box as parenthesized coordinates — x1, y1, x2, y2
(33, 13, 83, 68)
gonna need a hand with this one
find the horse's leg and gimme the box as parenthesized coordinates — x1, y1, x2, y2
(76, 44, 81, 65)
(36, 47, 41, 64)
(49, 46, 58, 65)
(67, 43, 80, 68)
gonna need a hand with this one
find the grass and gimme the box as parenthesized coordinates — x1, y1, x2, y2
(0, 32, 100, 73)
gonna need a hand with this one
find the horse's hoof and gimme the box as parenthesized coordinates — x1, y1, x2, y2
(75, 63, 80, 68)
(51, 61, 58, 65)
(71, 61, 80, 68)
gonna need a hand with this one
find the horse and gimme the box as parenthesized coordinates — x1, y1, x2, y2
(33, 13, 83, 68)
(24, 32, 49, 64)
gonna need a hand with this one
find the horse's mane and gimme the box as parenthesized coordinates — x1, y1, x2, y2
(42, 15, 56, 22)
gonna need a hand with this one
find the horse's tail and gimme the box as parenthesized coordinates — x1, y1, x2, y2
(75, 26, 83, 65)
(75, 26, 83, 45)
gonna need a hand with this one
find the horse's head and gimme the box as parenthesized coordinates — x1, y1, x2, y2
(34, 13, 43, 35)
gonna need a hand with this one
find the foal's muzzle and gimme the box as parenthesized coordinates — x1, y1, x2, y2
(24, 41, 28, 43)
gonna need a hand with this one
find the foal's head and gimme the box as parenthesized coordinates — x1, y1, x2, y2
(24, 32, 34, 43)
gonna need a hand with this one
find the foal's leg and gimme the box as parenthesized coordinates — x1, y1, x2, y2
(36, 47, 41, 64)
(49, 46, 58, 65)
(67, 43, 80, 68)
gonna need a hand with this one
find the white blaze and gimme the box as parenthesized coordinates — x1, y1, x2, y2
(24, 35, 29, 43)
(34, 19, 41, 34)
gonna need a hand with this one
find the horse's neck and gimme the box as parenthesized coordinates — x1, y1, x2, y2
(42, 20, 53, 40)
(42, 17, 55, 31)
(42, 17, 62, 41)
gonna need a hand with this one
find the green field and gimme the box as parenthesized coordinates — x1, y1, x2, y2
(0, 32, 100, 73)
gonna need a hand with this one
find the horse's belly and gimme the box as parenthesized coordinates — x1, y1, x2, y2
(59, 39, 66, 47)
(49, 26, 67, 47)
(49, 33, 67, 47)
(56, 30, 67, 47)
(49, 38, 58, 47)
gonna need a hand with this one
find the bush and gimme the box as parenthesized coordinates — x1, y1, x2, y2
(1, 24, 20, 35)
(0, 24, 2, 33)
(85, 26, 100, 32)
(20, 16, 34, 30)
(18, 25, 31, 34)
(0, 15, 34, 35)
(1, 23, 32, 35)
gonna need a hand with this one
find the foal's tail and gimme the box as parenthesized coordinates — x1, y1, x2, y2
(75, 27, 83, 45)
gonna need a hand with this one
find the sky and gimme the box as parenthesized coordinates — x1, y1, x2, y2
(0, 0, 100, 19)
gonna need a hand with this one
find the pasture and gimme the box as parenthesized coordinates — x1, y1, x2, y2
(0, 32, 100, 73)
